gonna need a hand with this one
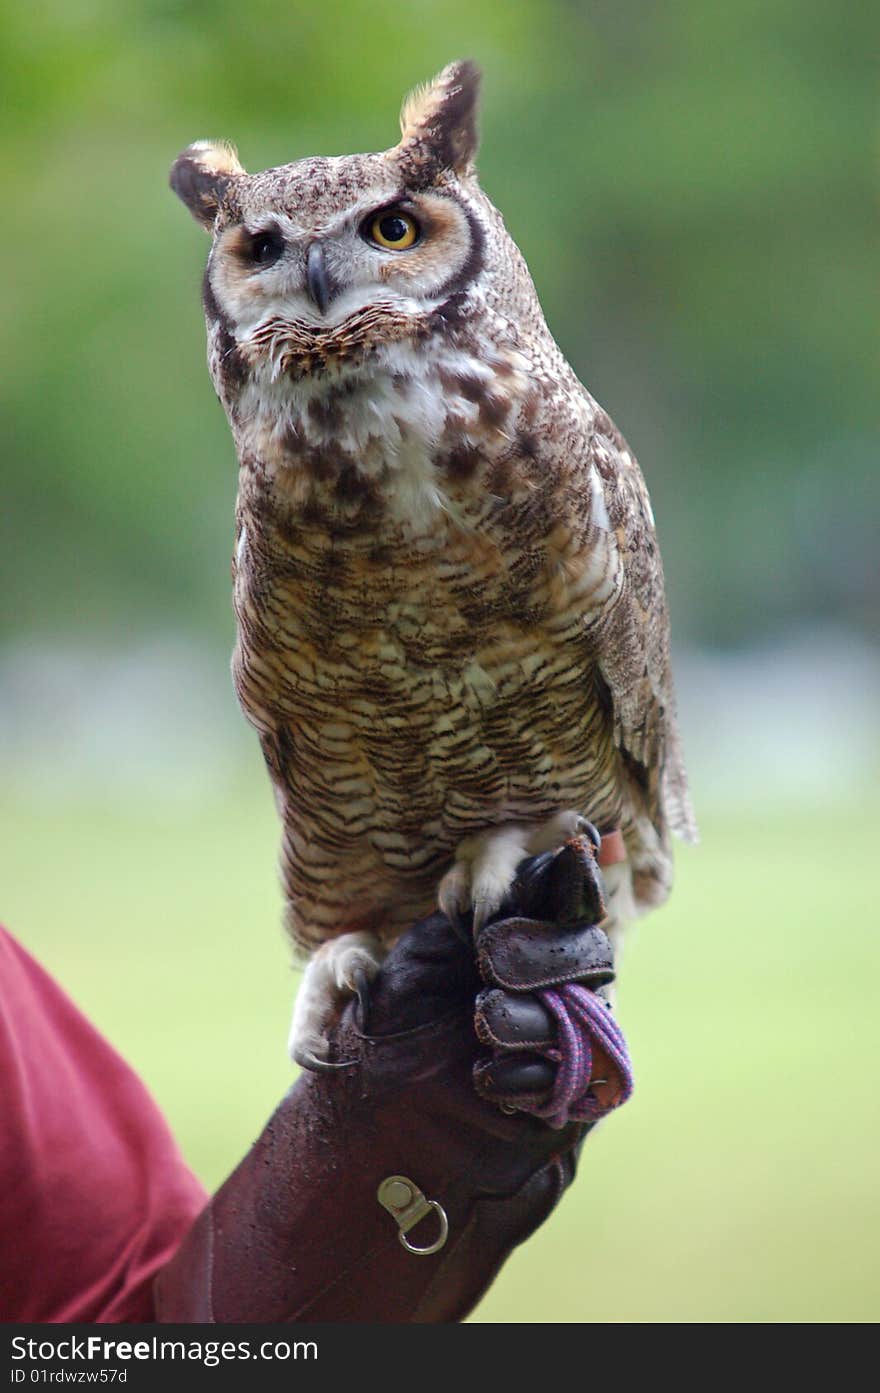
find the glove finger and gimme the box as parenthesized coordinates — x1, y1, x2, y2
(361, 912, 479, 1036)
(475, 988, 556, 1051)
(494, 837, 606, 926)
(476, 918, 615, 993)
(473, 1054, 557, 1104)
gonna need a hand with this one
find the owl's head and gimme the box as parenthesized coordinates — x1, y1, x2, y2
(171, 61, 517, 395)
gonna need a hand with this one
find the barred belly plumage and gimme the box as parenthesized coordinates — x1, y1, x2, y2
(232, 484, 624, 953)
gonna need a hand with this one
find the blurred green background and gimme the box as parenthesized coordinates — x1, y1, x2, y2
(1, 0, 878, 1323)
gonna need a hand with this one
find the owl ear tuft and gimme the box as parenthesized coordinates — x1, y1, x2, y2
(398, 60, 481, 179)
(170, 141, 246, 231)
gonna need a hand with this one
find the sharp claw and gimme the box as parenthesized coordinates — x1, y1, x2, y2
(351, 968, 371, 1029)
(472, 902, 492, 936)
(575, 817, 602, 853)
(292, 1046, 359, 1074)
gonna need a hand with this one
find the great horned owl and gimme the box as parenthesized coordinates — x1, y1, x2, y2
(171, 61, 696, 1068)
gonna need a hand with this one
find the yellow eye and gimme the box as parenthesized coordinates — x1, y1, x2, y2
(367, 209, 420, 250)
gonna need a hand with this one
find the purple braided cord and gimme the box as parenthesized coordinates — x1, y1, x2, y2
(530, 983, 635, 1129)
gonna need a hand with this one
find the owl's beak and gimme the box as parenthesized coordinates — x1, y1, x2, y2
(306, 241, 334, 316)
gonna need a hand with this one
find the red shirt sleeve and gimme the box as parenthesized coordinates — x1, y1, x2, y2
(0, 927, 207, 1323)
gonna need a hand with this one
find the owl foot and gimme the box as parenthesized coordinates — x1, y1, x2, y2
(288, 931, 386, 1073)
(438, 811, 601, 935)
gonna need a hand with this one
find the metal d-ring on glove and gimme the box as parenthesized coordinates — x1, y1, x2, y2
(376, 1175, 450, 1256)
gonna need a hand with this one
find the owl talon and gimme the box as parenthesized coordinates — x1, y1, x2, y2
(440, 812, 604, 938)
(351, 967, 372, 1027)
(288, 931, 386, 1067)
(574, 818, 602, 853)
(292, 1045, 359, 1074)
(472, 898, 502, 937)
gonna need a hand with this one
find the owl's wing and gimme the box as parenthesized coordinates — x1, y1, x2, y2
(580, 411, 697, 851)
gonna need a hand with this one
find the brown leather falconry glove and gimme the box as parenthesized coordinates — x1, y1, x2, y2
(154, 841, 624, 1323)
